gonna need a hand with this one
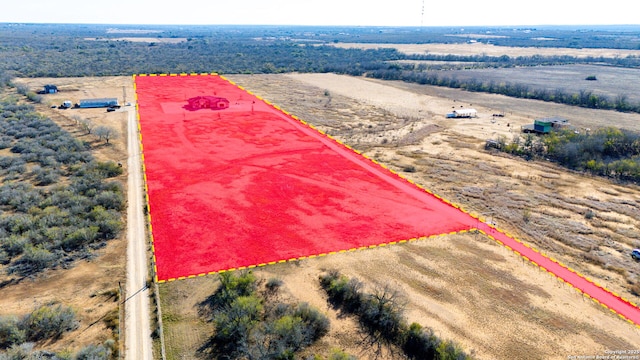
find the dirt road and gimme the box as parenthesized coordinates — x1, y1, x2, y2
(125, 106, 153, 360)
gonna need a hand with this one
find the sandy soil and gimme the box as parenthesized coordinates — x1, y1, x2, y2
(0, 76, 132, 354)
(331, 42, 640, 58)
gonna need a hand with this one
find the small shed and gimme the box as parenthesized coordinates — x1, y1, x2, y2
(44, 85, 58, 93)
(78, 98, 119, 108)
(534, 119, 553, 133)
(38, 85, 58, 94)
(534, 117, 569, 133)
(186, 96, 230, 110)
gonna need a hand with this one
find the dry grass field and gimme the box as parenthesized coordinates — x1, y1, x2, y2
(0, 76, 132, 355)
(427, 64, 640, 103)
(154, 73, 640, 360)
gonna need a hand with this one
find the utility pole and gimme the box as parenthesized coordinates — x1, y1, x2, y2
(123, 86, 127, 105)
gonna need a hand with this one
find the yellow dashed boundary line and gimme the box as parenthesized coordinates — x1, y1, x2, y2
(135, 74, 640, 329)
(480, 222, 640, 329)
(156, 229, 472, 284)
(133, 75, 162, 283)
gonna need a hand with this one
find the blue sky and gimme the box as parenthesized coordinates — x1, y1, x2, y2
(1, 0, 637, 27)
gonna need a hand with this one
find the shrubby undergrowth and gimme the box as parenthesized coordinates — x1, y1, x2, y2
(320, 270, 472, 360)
(199, 271, 330, 359)
(0, 98, 124, 277)
(494, 127, 640, 183)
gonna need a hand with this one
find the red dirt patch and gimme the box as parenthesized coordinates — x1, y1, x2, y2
(134, 74, 475, 281)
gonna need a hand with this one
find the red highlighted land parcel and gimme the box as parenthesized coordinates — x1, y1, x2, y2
(134, 74, 475, 281)
(135, 74, 639, 327)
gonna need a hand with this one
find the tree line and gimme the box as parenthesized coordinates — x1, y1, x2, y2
(364, 68, 640, 114)
(494, 127, 640, 183)
(320, 270, 472, 360)
(3, 24, 640, 116)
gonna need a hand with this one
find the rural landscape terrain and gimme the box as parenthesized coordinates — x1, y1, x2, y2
(1, 24, 640, 360)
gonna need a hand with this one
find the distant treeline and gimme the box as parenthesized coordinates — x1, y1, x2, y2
(403, 53, 640, 69)
(4, 23, 640, 48)
(3, 24, 640, 114)
(0, 34, 401, 77)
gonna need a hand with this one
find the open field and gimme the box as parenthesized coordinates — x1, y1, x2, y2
(331, 42, 640, 58)
(243, 73, 640, 300)
(0, 77, 132, 354)
(228, 73, 639, 358)
(160, 233, 640, 360)
(429, 64, 640, 104)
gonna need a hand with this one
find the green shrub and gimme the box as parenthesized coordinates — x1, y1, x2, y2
(266, 277, 284, 292)
(25, 92, 43, 103)
(93, 161, 123, 178)
(62, 226, 99, 251)
(20, 303, 78, 342)
(75, 343, 112, 360)
(209, 271, 258, 310)
(203, 273, 330, 359)
(402, 322, 439, 359)
(585, 210, 596, 219)
(10, 244, 57, 276)
(437, 340, 470, 360)
(15, 84, 29, 95)
(0, 316, 26, 349)
(211, 295, 263, 356)
(327, 349, 357, 360)
(319, 271, 363, 312)
(293, 302, 330, 342)
(3, 235, 28, 257)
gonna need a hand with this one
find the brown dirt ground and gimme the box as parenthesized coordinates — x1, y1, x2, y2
(0, 76, 132, 354)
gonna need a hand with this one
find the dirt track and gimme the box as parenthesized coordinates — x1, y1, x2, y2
(125, 104, 153, 360)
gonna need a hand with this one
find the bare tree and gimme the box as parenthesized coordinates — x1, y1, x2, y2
(79, 119, 94, 135)
(71, 115, 83, 125)
(94, 126, 119, 144)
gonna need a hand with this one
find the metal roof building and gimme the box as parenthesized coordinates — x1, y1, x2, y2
(78, 98, 119, 108)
